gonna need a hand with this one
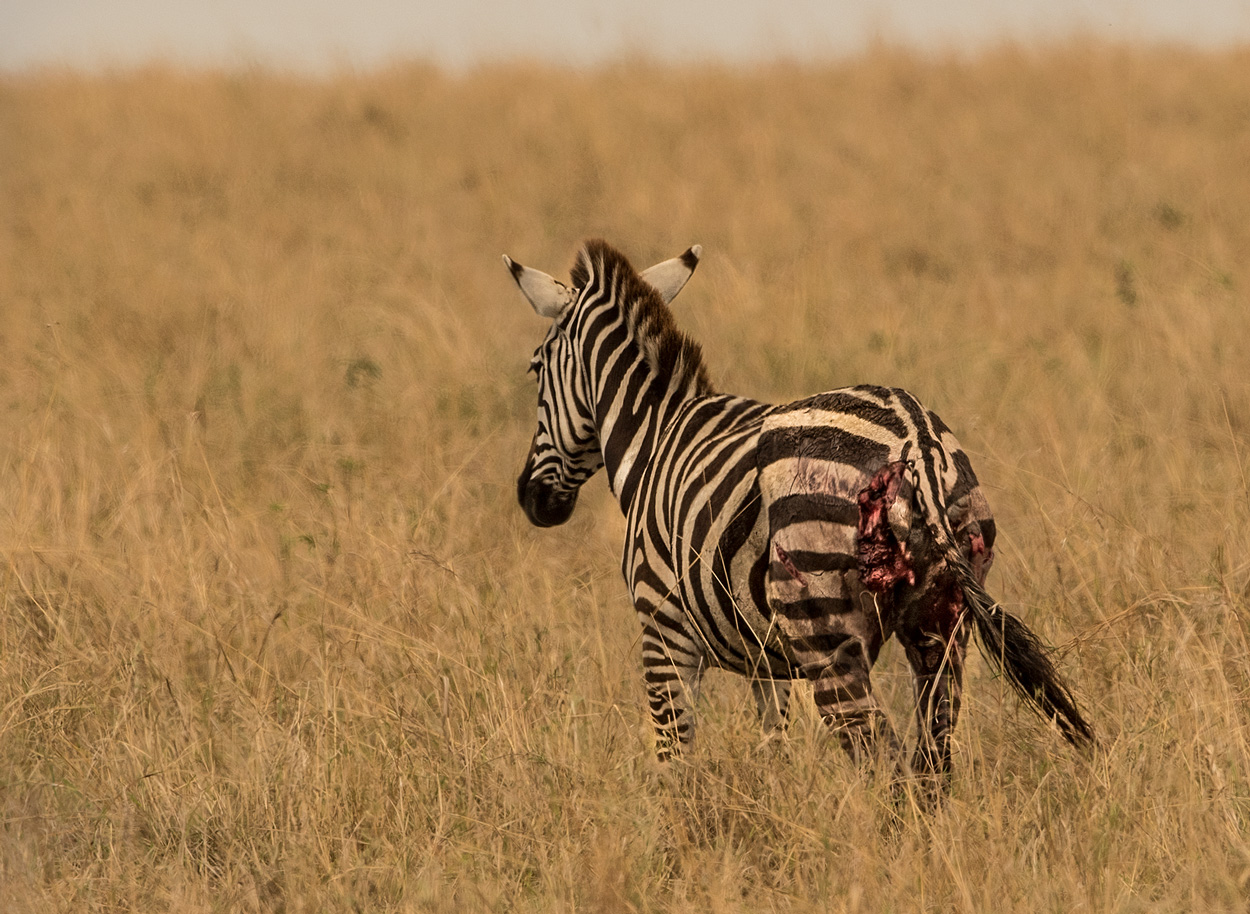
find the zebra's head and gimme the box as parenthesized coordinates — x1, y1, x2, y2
(504, 241, 702, 527)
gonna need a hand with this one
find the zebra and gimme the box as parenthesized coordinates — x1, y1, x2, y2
(505, 238, 1093, 783)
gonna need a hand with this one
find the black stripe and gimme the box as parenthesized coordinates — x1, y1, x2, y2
(813, 680, 868, 704)
(792, 631, 860, 655)
(650, 607, 696, 641)
(949, 448, 979, 504)
(770, 596, 856, 618)
(768, 550, 857, 576)
(770, 390, 907, 438)
(662, 399, 744, 499)
(677, 429, 762, 662)
(758, 424, 890, 470)
(644, 668, 686, 684)
(767, 492, 859, 529)
(596, 331, 637, 411)
(590, 321, 630, 383)
(679, 435, 754, 553)
(897, 391, 943, 519)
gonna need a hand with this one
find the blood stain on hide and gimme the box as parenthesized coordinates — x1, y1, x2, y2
(774, 544, 807, 586)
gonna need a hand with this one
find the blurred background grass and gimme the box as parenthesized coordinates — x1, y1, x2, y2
(1, 45, 1249, 912)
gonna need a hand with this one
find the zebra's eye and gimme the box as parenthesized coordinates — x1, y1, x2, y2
(528, 358, 542, 377)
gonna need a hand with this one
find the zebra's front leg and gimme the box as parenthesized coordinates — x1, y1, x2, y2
(639, 617, 705, 761)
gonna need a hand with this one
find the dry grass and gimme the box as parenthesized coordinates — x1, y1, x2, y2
(2, 44, 1249, 912)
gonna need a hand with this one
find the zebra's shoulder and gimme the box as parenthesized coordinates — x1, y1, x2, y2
(650, 394, 774, 459)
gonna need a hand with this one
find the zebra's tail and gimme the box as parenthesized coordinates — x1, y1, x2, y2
(952, 554, 1095, 750)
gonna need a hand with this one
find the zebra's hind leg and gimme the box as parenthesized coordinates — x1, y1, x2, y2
(898, 588, 969, 793)
(749, 676, 791, 732)
(639, 616, 705, 761)
(811, 634, 899, 764)
(766, 547, 900, 766)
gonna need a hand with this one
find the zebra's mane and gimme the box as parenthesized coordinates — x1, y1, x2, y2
(571, 239, 715, 396)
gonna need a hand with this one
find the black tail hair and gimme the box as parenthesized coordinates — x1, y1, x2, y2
(954, 556, 1095, 750)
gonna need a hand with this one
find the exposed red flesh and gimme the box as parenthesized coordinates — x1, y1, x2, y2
(856, 461, 915, 591)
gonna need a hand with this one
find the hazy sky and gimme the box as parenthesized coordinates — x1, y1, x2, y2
(3, 1, 1249, 71)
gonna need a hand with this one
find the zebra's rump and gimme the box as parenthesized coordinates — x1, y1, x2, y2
(757, 387, 919, 594)
(757, 385, 990, 552)
(753, 386, 994, 657)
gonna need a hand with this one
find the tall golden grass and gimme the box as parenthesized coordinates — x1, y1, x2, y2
(1, 44, 1249, 912)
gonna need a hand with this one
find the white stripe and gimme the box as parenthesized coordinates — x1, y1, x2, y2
(759, 456, 869, 500)
(764, 408, 905, 447)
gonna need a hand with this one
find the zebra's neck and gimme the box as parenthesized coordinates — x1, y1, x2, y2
(582, 327, 705, 512)
(564, 245, 713, 514)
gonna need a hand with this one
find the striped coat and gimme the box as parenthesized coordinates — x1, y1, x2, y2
(507, 239, 1091, 782)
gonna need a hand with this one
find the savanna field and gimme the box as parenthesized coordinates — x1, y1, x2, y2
(1, 45, 1249, 911)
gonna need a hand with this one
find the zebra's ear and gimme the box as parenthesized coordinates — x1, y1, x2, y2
(503, 255, 575, 319)
(639, 245, 702, 305)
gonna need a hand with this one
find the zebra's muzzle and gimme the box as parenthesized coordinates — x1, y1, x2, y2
(517, 465, 578, 527)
